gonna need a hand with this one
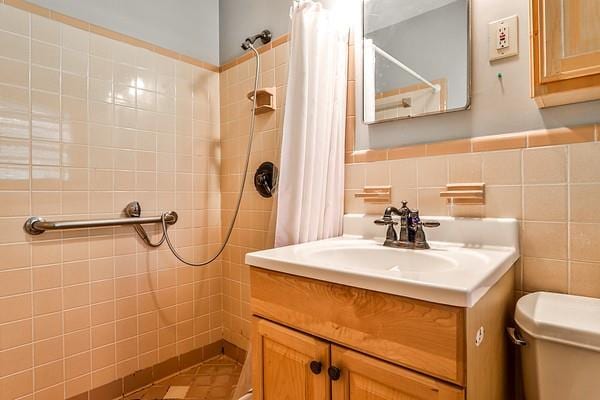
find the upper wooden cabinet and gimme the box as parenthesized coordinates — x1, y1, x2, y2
(531, 0, 600, 107)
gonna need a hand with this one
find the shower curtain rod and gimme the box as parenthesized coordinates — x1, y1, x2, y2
(372, 44, 439, 92)
(23, 212, 178, 235)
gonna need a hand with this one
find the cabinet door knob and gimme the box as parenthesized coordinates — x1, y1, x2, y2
(328, 366, 341, 381)
(309, 361, 322, 375)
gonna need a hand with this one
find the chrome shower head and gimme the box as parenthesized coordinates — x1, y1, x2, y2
(241, 29, 272, 50)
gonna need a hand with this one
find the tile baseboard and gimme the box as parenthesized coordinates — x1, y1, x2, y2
(66, 339, 246, 400)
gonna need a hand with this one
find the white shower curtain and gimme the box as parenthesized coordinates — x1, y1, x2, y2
(275, 0, 349, 247)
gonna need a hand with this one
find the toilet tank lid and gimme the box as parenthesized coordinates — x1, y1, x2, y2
(515, 292, 600, 351)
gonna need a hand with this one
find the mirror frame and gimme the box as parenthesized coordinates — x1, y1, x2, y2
(362, 0, 472, 125)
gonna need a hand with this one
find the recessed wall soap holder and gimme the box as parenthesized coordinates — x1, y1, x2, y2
(354, 186, 392, 204)
(440, 183, 486, 205)
(247, 87, 276, 115)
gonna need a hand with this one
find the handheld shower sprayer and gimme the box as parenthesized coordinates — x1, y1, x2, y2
(129, 29, 270, 267)
(241, 29, 272, 50)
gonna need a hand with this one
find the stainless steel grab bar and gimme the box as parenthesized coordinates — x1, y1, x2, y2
(24, 211, 178, 235)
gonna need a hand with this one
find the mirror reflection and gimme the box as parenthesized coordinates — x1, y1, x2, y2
(363, 0, 470, 124)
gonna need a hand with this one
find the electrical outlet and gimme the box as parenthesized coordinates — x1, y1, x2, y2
(489, 15, 518, 61)
(497, 25, 509, 49)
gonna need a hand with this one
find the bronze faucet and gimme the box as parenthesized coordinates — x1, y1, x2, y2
(374, 201, 440, 250)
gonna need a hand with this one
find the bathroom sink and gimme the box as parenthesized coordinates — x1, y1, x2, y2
(246, 214, 520, 307)
(302, 243, 463, 273)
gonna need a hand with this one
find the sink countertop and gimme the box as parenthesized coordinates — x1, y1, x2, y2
(246, 214, 520, 307)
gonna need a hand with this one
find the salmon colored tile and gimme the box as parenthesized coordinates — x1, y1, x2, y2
(527, 125, 595, 147)
(33, 313, 62, 341)
(387, 144, 428, 160)
(0, 243, 30, 270)
(34, 383, 64, 399)
(31, 15, 59, 45)
(0, 293, 32, 324)
(49, 10, 89, 31)
(570, 262, 600, 298)
(448, 154, 482, 183)
(5, 0, 49, 17)
(418, 187, 449, 216)
(570, 184, 600, 223)
(0, 319, 32, 351)
(34, 336, 62, 366)
(472, 133, 527, 152)
(271, 34, 290, 48)
(417, 157, 448, 187)
(0, 2, 30, 35)
(570, 142, 600, 183)
(0, 369, 33, 400)
(64, 329, 90, 357)
(33, 288, 61, 316)
(0, 343, 32, 376)
(64, 307, 91, 333)
(0, 268, 31, 296)
(523, 257, 568, 293)
(482, 150, 522, 185)
(524, 185, 568, 222)
(485, 186, 522, 219)
(64, 373, 91, 399)
(426, 139, 471, 156)
(521, 222, 567, 259)
(570, 223, 600, 263)
(523, 146, 567, 184)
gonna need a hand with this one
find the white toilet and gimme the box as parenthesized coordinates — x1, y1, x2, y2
(514, 292, 600, 400)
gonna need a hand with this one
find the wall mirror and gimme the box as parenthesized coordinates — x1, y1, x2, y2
(363, 0, 471, 124)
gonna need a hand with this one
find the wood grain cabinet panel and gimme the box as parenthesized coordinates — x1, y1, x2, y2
(531, 0, 600, 106)
(249, 266, 515, 400)
(252, 317, 330, 400)
(331, 345, 464, 400)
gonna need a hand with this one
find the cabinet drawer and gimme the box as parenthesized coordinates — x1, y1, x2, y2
(250, 268, 465, 385)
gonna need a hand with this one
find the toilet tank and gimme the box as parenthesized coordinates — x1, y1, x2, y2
(515, 292, 600, 400)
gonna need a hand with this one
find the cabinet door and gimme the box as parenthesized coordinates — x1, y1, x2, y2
(252, 318, 330, 400)
(538, 0, 600, 81)
(331, 346, 464, 400)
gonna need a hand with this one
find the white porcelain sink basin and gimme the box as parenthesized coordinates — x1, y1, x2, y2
(246, 214, 520, 307)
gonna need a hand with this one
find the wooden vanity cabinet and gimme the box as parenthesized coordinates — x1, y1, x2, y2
(250, 267, 515, 400)
(253, 318, 463, 400)
(531, 0, 600, 107)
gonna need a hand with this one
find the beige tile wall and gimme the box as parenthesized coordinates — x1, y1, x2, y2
(219, 41, 289, 350)
(0, 4, 222, 399)
(345, 134, 600, 299)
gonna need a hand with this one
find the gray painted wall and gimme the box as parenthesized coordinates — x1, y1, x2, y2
(354, 0, 600, 149)
(28, 0, 220, 65)
(368, 1, 468, 109)
(219, 0, 292, 63)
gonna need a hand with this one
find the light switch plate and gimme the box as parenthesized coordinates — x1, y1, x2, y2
(488, 15, 518, 61)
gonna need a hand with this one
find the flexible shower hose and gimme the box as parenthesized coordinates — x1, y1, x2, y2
(135, 43, 262, 267)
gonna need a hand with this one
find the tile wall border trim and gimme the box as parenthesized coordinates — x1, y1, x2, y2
(3, 0, 292, 73)
(2, 0, 220, 72)
(64, 339, 246, 400)
(345, 124, 599, 164)
(219, 33, 291, 73)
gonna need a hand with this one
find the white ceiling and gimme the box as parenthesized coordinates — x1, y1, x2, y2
(365, 0, 458, 33)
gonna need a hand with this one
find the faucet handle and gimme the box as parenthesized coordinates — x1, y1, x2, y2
(374, 218, 398, 226)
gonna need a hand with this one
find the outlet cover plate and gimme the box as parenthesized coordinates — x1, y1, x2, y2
(489, 15, 518, 61)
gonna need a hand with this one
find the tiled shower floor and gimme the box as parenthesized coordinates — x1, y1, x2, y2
(124, 356, 243, 400)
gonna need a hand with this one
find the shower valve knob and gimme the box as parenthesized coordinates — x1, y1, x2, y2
(309, 361, 322, 375)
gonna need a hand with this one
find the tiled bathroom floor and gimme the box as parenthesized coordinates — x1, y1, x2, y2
(124, 356, 243, 400)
